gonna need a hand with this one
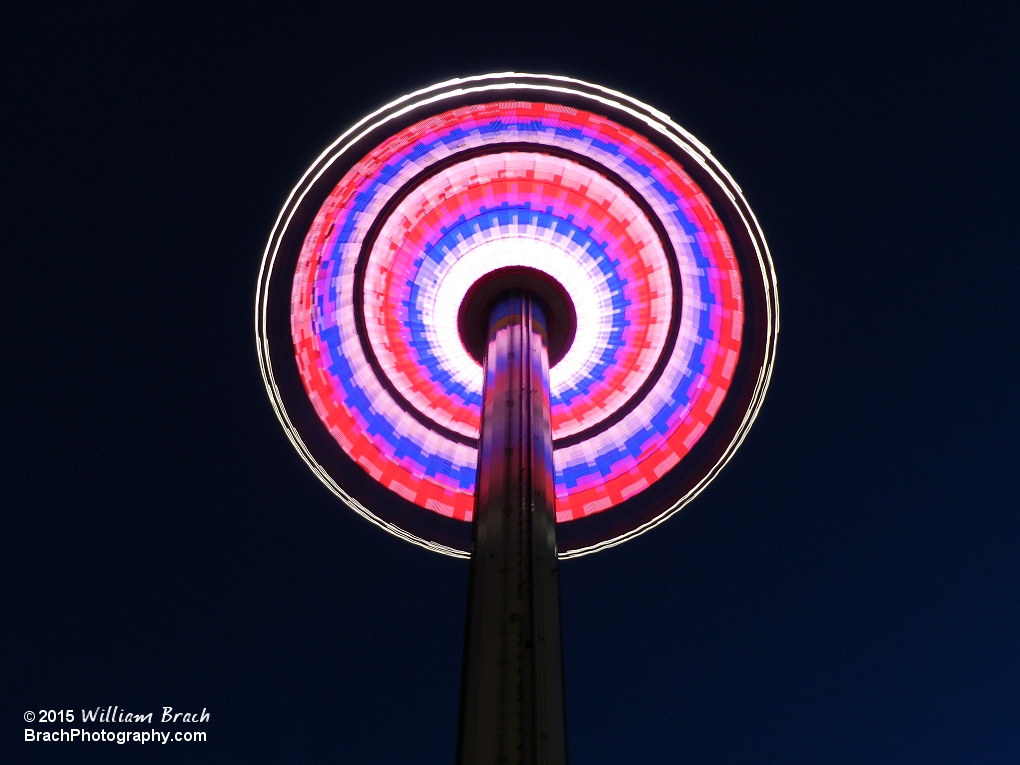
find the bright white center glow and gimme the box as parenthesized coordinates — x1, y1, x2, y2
(432, 236, 604, 389)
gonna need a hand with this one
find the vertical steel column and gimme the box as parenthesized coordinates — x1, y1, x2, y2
(457, 292, 568, 765)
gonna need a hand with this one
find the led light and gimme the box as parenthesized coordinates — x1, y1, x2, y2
(363, 151, 670, 441)
(291, 101, 744, 522)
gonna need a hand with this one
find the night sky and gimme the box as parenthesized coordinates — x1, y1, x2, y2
(3, 3, 1018, 763)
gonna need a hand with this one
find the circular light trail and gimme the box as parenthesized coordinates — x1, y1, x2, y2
(257, 74, 779, 558)
(363, 152, 668, 445)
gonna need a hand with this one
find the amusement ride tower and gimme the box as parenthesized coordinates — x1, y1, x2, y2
(256, 73, 779, 765)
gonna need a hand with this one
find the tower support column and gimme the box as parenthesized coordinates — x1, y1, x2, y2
(457, 291, 568, 765)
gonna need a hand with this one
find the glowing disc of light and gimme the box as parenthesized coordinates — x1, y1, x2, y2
(257, 74, 779, 557)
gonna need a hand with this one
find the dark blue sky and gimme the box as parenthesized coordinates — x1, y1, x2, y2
(3, 2, 1018, 763)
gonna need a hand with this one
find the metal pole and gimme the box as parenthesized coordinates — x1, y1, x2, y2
(457, 291, 568, 765)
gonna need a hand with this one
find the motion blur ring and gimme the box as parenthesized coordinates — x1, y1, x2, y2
(256, 73, 779, 558)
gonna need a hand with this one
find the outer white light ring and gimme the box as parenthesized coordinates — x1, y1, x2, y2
(256, 74, 780, 560)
